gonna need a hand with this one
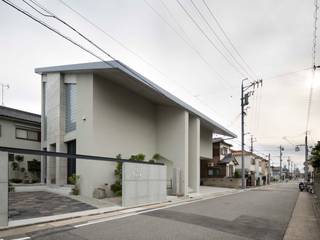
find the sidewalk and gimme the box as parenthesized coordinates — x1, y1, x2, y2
(283, 192, 320, 240)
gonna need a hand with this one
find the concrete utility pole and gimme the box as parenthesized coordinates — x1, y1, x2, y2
(305, 133, 309, 181)
(279, 146, 284, 181)
(250, 135, 256, 153)
(0, 83, 9, 105)
(241, 78, 263, 189)
(268, 153, 271, 184)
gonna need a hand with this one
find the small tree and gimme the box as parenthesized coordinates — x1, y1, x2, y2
(311, 142, 320, 170)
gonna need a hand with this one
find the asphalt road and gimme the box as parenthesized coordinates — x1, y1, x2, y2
(10, 183, 299, 240)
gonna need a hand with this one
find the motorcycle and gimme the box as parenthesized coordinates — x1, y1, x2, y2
(299, 182, 305, 192)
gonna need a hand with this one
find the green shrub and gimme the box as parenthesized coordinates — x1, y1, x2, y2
(234, 170, 241, 178)
(111, 154, 123, 196)
(68, 174, 80, 195)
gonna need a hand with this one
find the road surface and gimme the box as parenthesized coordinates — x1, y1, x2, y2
(6, 183, 299, 240)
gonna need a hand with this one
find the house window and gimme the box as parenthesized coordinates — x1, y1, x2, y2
(65, 83, 76, 133)
(251, 158, 256, 165)
(208, 167, 220, 177)
(220, 147, 228, 156)
(16, 128, 40, 142)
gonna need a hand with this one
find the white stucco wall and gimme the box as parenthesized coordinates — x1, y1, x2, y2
(156, 106, 189, 195)
(200, 126, 212, 159)
(76, 74, 158, 197)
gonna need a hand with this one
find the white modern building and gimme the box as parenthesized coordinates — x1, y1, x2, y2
(36, 61, 236, 197)
(0, 106, 41, 183)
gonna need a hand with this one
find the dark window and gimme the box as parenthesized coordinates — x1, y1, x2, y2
(16, 128, 40, 142)
(8, 153, 14, 162)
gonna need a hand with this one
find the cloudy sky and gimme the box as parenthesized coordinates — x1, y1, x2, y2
(1, 0, 319, 170)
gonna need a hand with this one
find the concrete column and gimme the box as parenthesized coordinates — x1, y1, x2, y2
(56, 143, 67, 186)
(156, 106, 189, 196)
(188, 116, 200, 193)
(40, 154, 46, 184)
(47, 144, 56, 184)
(0, 152, 8, 227)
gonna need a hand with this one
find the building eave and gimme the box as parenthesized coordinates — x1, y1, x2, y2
(35, 61, 237, 138)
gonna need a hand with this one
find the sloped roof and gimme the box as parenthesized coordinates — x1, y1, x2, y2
(220, 153, 239, 165)
(35, 61, 236, 138)
(0, 106, 40, 124)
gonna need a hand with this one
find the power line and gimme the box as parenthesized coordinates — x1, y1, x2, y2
(189, 0, 255, 80)
(201, 0, 258, 80)
(3, 0, 158, 92)
(143, 0, 231, 88)
(55, 0, 228, 119)
(175, 0, 246, 78)
(306, 0, 319, 132)
(56, 0, 174, 86)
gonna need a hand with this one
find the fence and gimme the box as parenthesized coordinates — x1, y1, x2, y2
(0, 146, 165, 228)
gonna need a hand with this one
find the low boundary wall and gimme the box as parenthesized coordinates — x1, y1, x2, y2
(202, 177, 243, 188)
(122, 162, 167, 207)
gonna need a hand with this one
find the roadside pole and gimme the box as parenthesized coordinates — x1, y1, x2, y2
(305, 133, 309, 182)
(241, 78, 263, 189)
(268, 153, 271, 184)
(279, 146, 284, 182)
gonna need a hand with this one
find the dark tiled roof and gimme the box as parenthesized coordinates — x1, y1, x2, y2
(220, 153, 238, 165)
(0, 106, 40, 124)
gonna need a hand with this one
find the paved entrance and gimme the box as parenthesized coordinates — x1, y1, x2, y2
(9, 191, 96, 220)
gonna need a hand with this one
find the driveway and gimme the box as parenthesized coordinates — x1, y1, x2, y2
(9, 191, 96, 220)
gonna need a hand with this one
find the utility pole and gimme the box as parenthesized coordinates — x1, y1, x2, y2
(268, 153, 271, 184)
(250, 135, 256, 153)
(241, 78, 263, 189)
(0, 83, 9, 105)
(279, 146, 284, 182)
(305, 132, 309, 182)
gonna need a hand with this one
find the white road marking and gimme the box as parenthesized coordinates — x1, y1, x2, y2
(11, 237, 31, 240)
(74, 191, 238, 228)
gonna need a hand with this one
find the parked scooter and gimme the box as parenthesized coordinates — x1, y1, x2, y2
(299, 182, 305, 191)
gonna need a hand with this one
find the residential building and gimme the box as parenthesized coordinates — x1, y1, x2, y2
(232, 150, 269, 187)
(36, 61, 236, 197)
(201, 138, 237, 180)
(0, 106, 41, 183)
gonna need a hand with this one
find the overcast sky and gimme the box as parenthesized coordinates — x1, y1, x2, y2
(1, 0, 319, 170)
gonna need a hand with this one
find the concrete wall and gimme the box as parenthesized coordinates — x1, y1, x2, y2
(202, 177, 242, 188)
(188, 116, 200, 193)
(76, 74, 158, 197)
(200, 126, 212, 159)
(0, 152, 8, 227)
(122, 162, 166, 207)
(156, 106, 189, 195)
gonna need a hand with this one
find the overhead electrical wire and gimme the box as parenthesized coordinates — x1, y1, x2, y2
(306, 0, 319, 132)
(189, 0, 255, 80)
(201, 0, 258, 79)
(175, 0, 247, 78)
(143, 0, 231, 89)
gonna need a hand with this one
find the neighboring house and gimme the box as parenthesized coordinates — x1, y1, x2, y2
(201, 138, 238, 181)
(271, 166, 281, 180)
(232, 150, 266, 187)
(0, 106, 41, 183)
(36, 61, 236, 197)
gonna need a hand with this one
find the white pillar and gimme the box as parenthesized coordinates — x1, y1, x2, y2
(47, 144, 56, 184)
(56, 143, 67, 186)
(0, 152, 8, 227)
(188, 116, 200, 193)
